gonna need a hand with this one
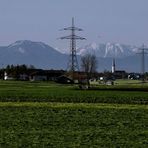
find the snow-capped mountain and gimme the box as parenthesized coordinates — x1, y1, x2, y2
(0, 40, 68, 69)
(77, 42, 148, 72)
(78, 42, 138, 58)
(0, 40, 147, 72)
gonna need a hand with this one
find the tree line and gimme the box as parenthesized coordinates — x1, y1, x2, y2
(0, 64, 35, 79)
(0, 53, 98, 81)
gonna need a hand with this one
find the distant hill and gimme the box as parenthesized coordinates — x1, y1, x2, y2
(0, 40, 68, 70)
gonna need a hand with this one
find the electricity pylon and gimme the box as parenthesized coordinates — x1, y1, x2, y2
(137, 44, 148, 82)
(60, 18, 86, 79)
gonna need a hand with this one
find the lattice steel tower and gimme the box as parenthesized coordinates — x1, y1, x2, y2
(137, 44, 148, 82)
(60, 18, 86, 74)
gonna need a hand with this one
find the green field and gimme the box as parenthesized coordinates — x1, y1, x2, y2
(0, 103, 148, 147)
(0, 80, 148, 147)
(0, 80, 148, 104)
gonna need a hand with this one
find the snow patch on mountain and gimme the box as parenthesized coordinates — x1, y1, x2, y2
(7, 40, 33, 48)
(8, 41, 24, 48)
(78, 42, 137, 58)
(91, 42, 97, 50)
(54, 47, 69, 54)
(18, 47, 25, 54)
(104, 43, 124, 57)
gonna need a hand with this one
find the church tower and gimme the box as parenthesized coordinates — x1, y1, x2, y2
(112, 58, 116, 73)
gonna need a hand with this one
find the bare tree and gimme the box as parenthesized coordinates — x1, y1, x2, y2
(81, 53, 98, 87)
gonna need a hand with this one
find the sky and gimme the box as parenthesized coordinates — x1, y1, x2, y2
(0, 0, 148, 51)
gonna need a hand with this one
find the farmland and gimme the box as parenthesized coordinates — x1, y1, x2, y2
(0, 80, 148, 147)
(0, 80, 148, 104)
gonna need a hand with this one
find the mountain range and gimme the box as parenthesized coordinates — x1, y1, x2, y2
(0, 40, 147, 72)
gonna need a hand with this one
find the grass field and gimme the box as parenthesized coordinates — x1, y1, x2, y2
(0, 103, 147, 147)
(0, 80, 148, 147)
(0, 80, 148, 104)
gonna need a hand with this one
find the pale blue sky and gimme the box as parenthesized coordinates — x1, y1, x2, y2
(0, 0, 148, 50)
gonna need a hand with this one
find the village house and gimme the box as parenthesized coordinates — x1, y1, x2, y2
(29, 69, 65, 81)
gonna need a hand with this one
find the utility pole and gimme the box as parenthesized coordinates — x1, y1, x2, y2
(137, 44, 148, 82)
(60, 18, 86, 80)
